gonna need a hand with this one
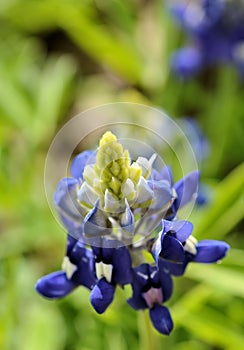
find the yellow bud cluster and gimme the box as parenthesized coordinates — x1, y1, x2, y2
(94, 131, 141, 199)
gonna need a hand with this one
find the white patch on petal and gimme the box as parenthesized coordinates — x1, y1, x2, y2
(136, 154, 157, 178)
(103, 264, 113, 283)
(95, 262, 113, 283)
(78, 182, 99, 208)
(104, 189, 120, 212)
(121, 199, 134, 230)
(172, 187, 177, 200)
(62, 256, 78, 279)
(136, 176, 153, 204)
(184, 235, 198, 255)
(83, 164, 97, 186)
(121, 178, 136, 201)
(137, 271, 149, 280)
(150, 270, 157, 280)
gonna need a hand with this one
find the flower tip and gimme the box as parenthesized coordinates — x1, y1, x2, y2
(35, 271, 76, 299)
(90, 278, 115, 314)
(149, 305, 174, 335)
(99, 131, 117, 147)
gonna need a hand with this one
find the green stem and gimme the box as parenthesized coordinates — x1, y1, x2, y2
(138, 311, 159, 350)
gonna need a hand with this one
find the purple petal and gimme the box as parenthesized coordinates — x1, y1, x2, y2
(174, 170, 200, 211)
(149, 305, 174, 335)
(193, 240, 230, 263)
(90, 278, 115, 314)
(70, 150, 95, 180)
(35, 271, 77, 299)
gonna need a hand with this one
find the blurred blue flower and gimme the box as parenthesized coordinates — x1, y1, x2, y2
(179, 117, 211, 206)
(170, 0, 244, 78)
(127, 263, 173, 335)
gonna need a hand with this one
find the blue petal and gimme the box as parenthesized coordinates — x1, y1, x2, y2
(132, 264, 151, 289)
(66, 234, 78, 256)
(69, 241, 96, 289)
(90, 278, 115, 314)
(158, 258, 187, 277)
(127, 294, 147, 310)
(156, 270, 173, 302)
(91, 238, 132, 285)
(149, 181, 172, 211)
(156, 166, 173, 186)
(54, 178, 84, 235)
(149, 305, 173, 335)
(121, 200, 134, 233)
(83, 200, 111, 237)
(70, 240, 90, 264)
(127, 265, 149, 310)
(164, 220, 193, 243)
(173, 170, 200, 211)
(160, 235, 185, 263)
(112, 246, 132, 285)
(195, 183, 210, 206)
(91, 237, 122, 261)
(151, 234, 163, 264)
(193, 240, 230, 263)
(70, 150, 95, 180)
(35, 271, 76, 299)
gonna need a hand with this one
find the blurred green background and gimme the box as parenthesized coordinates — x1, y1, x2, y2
(0, 1, 243, 350)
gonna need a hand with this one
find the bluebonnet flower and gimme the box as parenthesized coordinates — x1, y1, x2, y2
(36, 130, 230, 336)
(89, 237, 132, 314)
(128, 263, 173, 335)
(179, 118, 210, 163)
(35, 234, 95, 298)
(170, 0, 244, 78)
(152, 219, 230, 276)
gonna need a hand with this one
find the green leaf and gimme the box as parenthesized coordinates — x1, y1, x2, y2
(193, 162, 244, 239)
(186, 264, 244, 298)
(181, 307, 244, 349)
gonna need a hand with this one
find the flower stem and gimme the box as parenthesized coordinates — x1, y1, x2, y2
(138, 311, 159, 350)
